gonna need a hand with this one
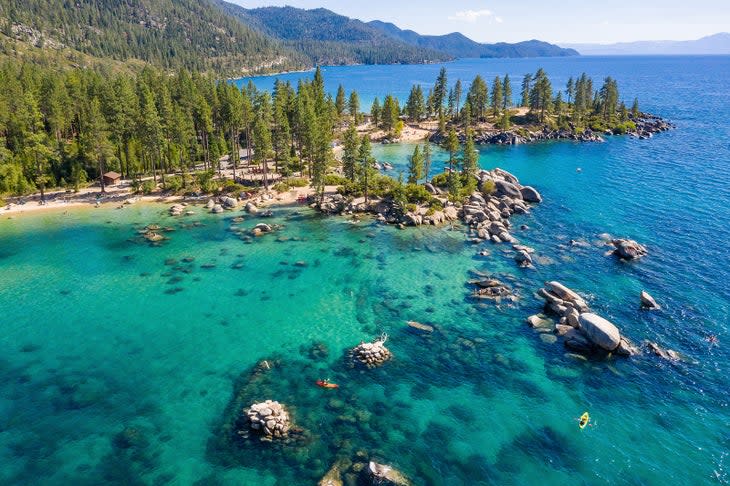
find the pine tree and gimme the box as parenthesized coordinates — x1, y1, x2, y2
(84, 98, 114, 192)
(521, 74, 532, 107)
(444, 127, 460, 199)
(454, 79, 462, 116)
(370, 97, 381, 127)
(566, 77, 575, 104)
(348, 90, 360, 123)
(342, 122, 359, 182)
(502, 75, 512, 111)
(407, 145, 423, 183)
(405, 85, 425, 122)
(335, 84, 346, 119)
(462, 129, 478, 179)
(491, 76, 503, 117)
(433, 67, 448, 113)
(357, 135, 375, 202)
(252, 92, 273, 189)
(466, 75, 488, 121)
(422, 142, 432, 182)
(632, 98, 640, 118)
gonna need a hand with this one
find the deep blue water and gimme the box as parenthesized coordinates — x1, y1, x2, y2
(1, 57, 729, 485)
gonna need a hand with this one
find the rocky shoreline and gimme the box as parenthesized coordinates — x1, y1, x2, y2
(429, 113, 674, 146)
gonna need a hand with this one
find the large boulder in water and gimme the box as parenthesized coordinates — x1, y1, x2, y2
(611, 239, 648, 260)
(578, 313, 621, 351)
(519, 186, 542, 203)
(640, 290, 660, 310)
(495, 180, 522, 199)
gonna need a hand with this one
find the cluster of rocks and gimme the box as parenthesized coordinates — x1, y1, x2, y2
(462, 169, 541, 247)
(631, 114, 674, 139)
(534, 281, 638, 356)
(610, 238, 648, 260)
(168, 203, 195, 217)
(206, 196, 239, 214)
(315, 193, 459, 228)
(244, 400, 291, 440)
(350, 337, 392, 368)
(429, 113, 673, 147)
(431, 127, 604, 146)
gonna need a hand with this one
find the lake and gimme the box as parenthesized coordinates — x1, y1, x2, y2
(2, 56, 729, 485)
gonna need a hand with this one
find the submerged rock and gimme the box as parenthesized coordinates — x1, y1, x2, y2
(645, 341, 681, 361)
(365, 461, 411, 486)
(406, 321, 434, 334)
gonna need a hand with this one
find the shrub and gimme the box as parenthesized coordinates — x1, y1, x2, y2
(430, 172, 449, 188)
(221, 180, 245, 194)
(430, 199, 444, 210)
(405, 203, 418, 213)
(141, 180, 156, 195)
(612, 121, 636, 134)
(481, 179, 496, 195)
(286, 177, 309, 187)
(404, 183, 431, 204)
(323, 174, 348, 186)
(273, 182, 290, 193)
(164, 175, 183, 193)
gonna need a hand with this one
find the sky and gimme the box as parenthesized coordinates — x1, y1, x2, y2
(229, 0, 730, 44)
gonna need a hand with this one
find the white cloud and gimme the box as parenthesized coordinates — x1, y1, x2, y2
(448, 9, 502, 24)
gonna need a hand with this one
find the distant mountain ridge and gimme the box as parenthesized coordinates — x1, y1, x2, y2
(217, 2, 578, 64)
(564, 33, 730, 55)
(367, 20, 579, 58)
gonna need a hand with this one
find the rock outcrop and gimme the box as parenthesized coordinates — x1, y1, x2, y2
(535, 281, 637, 356)
(245, 400, 291, 439)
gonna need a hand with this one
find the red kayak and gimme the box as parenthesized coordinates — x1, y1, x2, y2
(316, 379, 339, 389)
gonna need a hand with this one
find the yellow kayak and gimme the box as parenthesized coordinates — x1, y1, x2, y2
(579, 412, 590, 429)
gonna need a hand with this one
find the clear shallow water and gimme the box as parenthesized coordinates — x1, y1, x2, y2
(2, 56, 730, 485)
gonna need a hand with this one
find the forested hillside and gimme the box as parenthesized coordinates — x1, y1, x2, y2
(0, 0, 306, 75)
(216, 3, 451, 65)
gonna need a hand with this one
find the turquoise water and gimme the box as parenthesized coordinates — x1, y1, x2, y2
(2, 57, 730, 485)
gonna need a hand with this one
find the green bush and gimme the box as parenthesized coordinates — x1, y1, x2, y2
(430, 172, 449, 188)
(404, 183, 431, 204)
(612, 121, 636, 134)
(141, 180, 156, 195)
(164, 175, 183, 193)
(481, 179, 496, 195)
(286, 177, 309, 187)
(430, 199, 444, 210)
(220, 180, 245, 194)
(323, 174, 348, 186)
(405, 203, 418, 213)
(273, 182, 290, 192)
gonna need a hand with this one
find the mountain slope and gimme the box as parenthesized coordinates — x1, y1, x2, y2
(215, 3, 452, 65)
(367, 20, 578, 58)
(0, 0, 306, 74)
(564, 33, 730, 55)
